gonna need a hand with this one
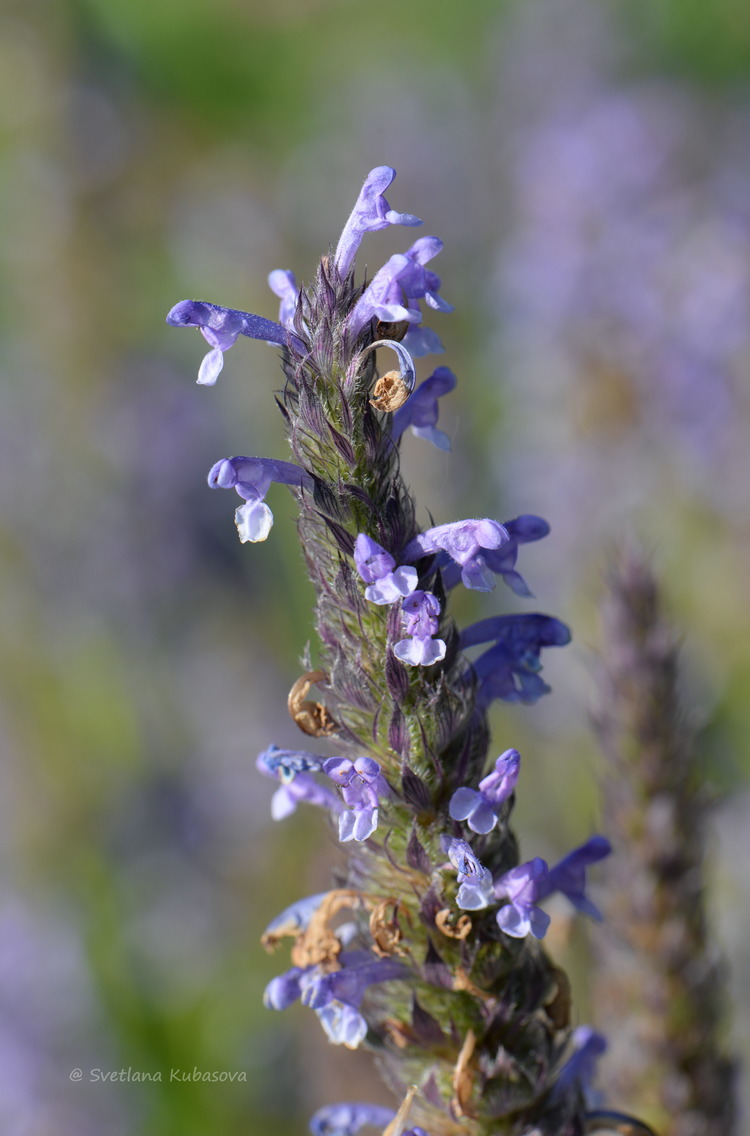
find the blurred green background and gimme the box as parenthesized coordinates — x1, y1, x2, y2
(1, 0, 749, 1132)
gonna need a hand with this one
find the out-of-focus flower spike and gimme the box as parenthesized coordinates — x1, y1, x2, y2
(268, 269, 299, 328)
(334, 166, 422, 277)
(166, 298, 305, 384)
(391, 367, 456, 451)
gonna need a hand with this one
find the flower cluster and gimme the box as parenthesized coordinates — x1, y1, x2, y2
(169, 166, 650, 1136)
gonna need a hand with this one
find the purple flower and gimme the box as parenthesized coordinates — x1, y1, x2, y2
(347, 238, 450, 339)
(323, 757, 389, 842)
(354, 533, 417, 604)
(268, 269, 299, 329)
(166, 298, 305, 384)
(302, 956, 409, 1048)
(263, 964, 308, 1010)
(440, 515, 550, 596)
(256, 747, 340, 820)
(391, 367, 457, 451)
(459, 613, 571, 707)
(309, 1102, 396, 1136)
(556, 1026, 608, 1096)
(401, 324, 445, 358)
(208, 455, 312, 543)
(394, 591, 446, 667)
(334, 166, 422, 277)
(441, 836, 494, 910)
(536, 835, 612, 920)
(398, 236, 454, 314)
(449, 748, 521, 834)
(256, 744, 325, 782)
(348, 255, 422, 335)
(403, 519, 510, 592)
(441, 835, 485, 879)
(494, 858, 551, 940)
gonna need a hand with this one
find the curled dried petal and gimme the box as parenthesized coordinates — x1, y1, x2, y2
(435, 909, 472, 940)
(369, 898, 407, 958)
(287, 670, 338, 737)
(370, 371, 412, 412)
(291, 888, 367, 970)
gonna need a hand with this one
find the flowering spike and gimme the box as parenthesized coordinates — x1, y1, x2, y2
(170, 164, 654, 1136)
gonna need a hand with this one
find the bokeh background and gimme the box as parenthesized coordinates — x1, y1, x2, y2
(1, 0, 749, 1132)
